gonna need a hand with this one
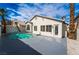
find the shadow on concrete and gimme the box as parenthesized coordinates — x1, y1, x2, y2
(0, 34, 41, 55)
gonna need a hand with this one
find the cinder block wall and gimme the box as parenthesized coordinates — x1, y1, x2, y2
(6, 25, 19, 33)
(77, 28, 79, 40)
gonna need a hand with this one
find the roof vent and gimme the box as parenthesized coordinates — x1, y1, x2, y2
(61, 16, 66, 22)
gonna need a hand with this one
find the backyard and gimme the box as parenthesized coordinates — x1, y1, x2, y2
(0, 33, 67, 55)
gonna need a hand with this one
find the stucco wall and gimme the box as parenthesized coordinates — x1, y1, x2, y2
(62, 22, 66, 38)
(31, 16, 63, 38)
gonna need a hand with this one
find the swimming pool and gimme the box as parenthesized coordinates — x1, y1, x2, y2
(8, 33, 32, 40)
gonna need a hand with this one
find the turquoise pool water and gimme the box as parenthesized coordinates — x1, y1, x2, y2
(9, 33, 32, 40)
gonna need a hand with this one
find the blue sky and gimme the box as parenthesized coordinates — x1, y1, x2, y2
(0, 3, 79, 23)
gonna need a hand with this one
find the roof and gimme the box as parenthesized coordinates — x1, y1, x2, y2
(30, 15, 62, 22)
(25, 21, 33, 24)
(26, 15, 68, 25)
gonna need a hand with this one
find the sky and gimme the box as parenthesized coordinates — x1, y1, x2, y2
(0, 3, 79, 23)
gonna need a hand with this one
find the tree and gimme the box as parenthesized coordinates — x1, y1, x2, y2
(0, 8, 6, 33)
(68, 3, 76, 39)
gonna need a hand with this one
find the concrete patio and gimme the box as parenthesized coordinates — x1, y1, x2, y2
(19, 35, 67, 55)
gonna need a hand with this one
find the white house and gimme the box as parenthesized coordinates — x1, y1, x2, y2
(25, 15, 67, 38)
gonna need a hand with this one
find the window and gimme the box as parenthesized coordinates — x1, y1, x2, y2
(41, 26, 42, 31)
(34, 26, 37, 31)
(55, 25, 58, 35)
(27, 25, 30, 30)
(46, 25, 52, 32)
(41, 25, 45, 31)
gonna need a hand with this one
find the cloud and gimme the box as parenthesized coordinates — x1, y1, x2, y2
(7, 3, 70, 22)
(7, 8, 27, 18)
(7, 8, 28, 21)
(11, 16, 27, 21)
(17, 4, 69, 19)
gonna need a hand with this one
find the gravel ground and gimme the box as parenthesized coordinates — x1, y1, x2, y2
(67, 39, 79, 55)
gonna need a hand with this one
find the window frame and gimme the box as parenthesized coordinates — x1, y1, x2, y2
(34, 26, 37, 31)
(26, 25, 30, 30)
(55, 25, 58, 35)
(46, 25, 52, 32)
(41, 25, 45, 32)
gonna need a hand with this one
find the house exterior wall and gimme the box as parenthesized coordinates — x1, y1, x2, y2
(31, 17, 63, 38)
(62, 22, 67, 38)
